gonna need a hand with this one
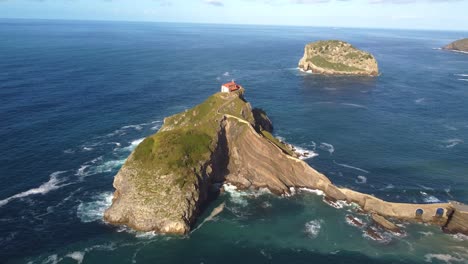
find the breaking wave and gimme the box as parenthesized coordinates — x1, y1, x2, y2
(121, 138, 145, 152)
(298, 188, 324, 196)
(77, 192, 113, 223)
(293, 145, 319, 159)
(223, 184, 249, 206)
(0, 171, 68, 207)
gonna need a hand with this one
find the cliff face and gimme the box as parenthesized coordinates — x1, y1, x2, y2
(443, 38, 468, 53)
(105, 89, 468, 235)
(104, 90, 254, 233)
(298, 40, 379, 76)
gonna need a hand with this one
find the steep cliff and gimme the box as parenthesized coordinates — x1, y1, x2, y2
(298, 40, 379, 76)
(104, 89, 254, 234)
(443, 38, 468, 53)
(105, 89, 468, 235)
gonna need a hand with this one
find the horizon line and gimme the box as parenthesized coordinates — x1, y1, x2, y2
(1, 17, 468, 33)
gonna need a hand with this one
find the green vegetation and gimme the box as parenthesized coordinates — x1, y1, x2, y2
(308, 56, 363, 72)
(128, 89, 254, 190)
(260, 130, 295, 156)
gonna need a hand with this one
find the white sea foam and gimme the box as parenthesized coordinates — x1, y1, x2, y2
(93, 159, 126, 174)
(415, 98, 426, 104)
(77, 192, 113, 223)
(333, 160, 369, 173)
(66, 251, 85, 264)
(424, 253, 465, 263)
(42, 254, 62, 264)
(455, 74, 468, 77)
(293, 145, 318, 160)
(223, 184, 249, 206)
(441, 138, 464, 148)
(105, 121, 160, 137)
(82, 147, 93, 151)
(451, 233, 468, 242)
(319, 142, 334, 155)
(223, 71, 230, 76)
(340, 103, 368, 109)
(323, 198, 349, 209)
(299, 68, 313, 73)
(355, 175, 367, 184)
(298, 188, 325, 196)
(345, 215, 364, 227)
(76, 165, 91, 178)
(458, 78, 468, 82)
(418, 184, 434, 191)
(304, 220, 322, 238)
(0, 171, 68, 207)
(122, 138, 145, 152)
(380, 184, 394, 190)
(420, 191, 442, 203)
(121, 124, 143, 131)
(419, 231, 434, 236)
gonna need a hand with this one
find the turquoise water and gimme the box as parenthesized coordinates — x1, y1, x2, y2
(0, 19, 467, 263)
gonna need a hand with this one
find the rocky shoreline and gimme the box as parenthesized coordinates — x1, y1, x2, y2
(443, 38, 468, 53)
(104, 89, 468, 236)
(298, 40, 379, 76)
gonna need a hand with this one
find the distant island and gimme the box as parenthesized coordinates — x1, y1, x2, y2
(298, 40, 379, 76)
(443, 38, 468, 53)
(104, 84, 467, 237)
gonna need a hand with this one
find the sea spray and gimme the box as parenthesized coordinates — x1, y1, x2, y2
(77, 192, 113, 223)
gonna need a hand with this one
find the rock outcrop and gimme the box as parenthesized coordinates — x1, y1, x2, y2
(298, 40, 379, 76)
(443, 38, 468, 53)
(104, 88, 468, 235)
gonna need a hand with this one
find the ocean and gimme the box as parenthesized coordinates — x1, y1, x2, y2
(0, 19, 467, 263)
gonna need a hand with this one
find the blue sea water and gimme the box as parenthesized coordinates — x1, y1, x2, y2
(1, 19, 468, 263)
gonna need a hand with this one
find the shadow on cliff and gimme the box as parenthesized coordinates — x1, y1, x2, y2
(192, 119, 231, 229)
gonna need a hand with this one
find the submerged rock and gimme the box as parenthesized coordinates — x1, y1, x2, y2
(298, 40, 379, 76)
(443, 38, 468, 53)
(371, 213, 402, 234)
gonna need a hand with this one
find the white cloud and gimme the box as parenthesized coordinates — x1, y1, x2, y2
(204, 0, 224, 6)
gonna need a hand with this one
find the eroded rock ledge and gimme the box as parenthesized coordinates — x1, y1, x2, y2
(104, 89, 467, 235)
(298, 40, 379, 76)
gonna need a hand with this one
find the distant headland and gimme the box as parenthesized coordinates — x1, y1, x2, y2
(104, 85, 468, 237)
(443, 38, 468, 53)
(298, 40, 379, 76)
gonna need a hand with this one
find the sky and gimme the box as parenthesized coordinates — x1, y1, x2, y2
(0, 0, 467, 31)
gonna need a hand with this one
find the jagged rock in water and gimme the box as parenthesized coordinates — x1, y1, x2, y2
(298, 40, 379, 76)
(371, 213, 401, 233)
